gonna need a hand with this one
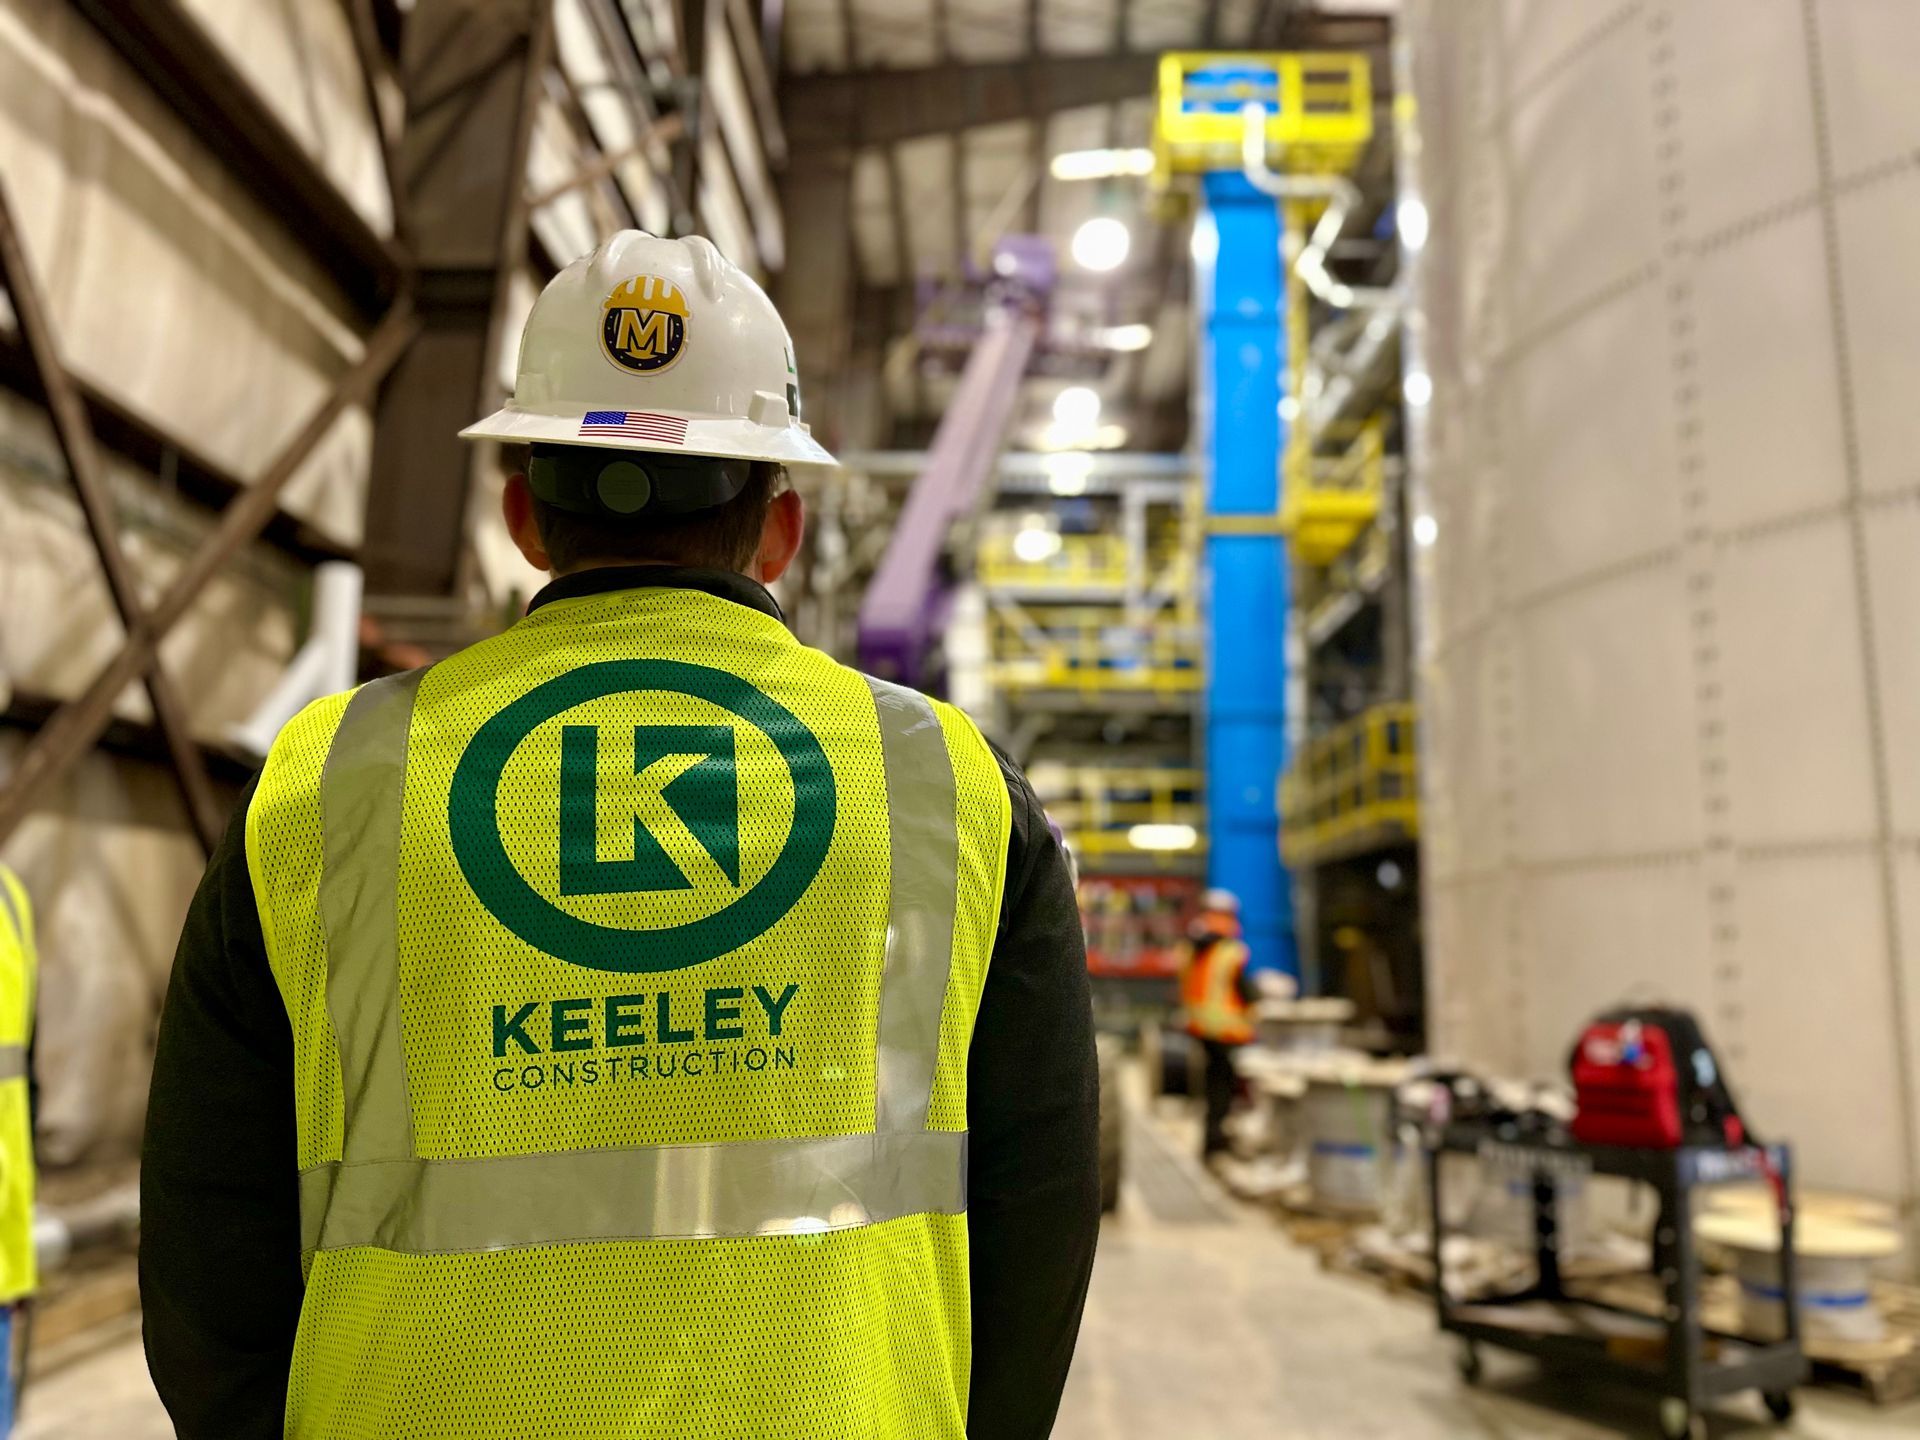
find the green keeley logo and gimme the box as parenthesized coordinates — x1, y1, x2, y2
(450, 660, 835, 973)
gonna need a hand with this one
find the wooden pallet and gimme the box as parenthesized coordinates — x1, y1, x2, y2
(1569, 1273, 1920, 1405)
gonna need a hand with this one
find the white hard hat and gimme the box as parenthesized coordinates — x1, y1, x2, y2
(462, 231, 837, 468)
(1201, 888, 1240, 914)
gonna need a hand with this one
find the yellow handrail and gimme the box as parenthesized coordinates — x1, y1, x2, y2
(1279, 702, 1419, 864)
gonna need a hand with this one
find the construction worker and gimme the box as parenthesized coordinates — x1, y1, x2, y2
(0, 864, 36, 1437)
(141, 232, 1099, 1439)
(1179, 887, 1254, 1162)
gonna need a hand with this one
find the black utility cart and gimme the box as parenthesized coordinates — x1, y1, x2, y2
(1427, 1125, 1806, 1440)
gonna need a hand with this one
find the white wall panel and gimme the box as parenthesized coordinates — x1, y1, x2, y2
(1715, 518, 1877, 849)
(1814, 0, 1920, 176)
(1835, 176, 1920, 497)
(1734, 853, 1906, 1199)
(1519, 863, 1712, 1083)
(1506, 19, 1659, 335)
(1504, 282, 1679, 596)
(1424, 624, 1512, 878)
(1669, 0, 1818, 240)
(1406, 0, 1920, 1241)
(1512, 567, 1700, 864)
(1692, 213, 1845, 533)
(1863, 505, 1920, 837)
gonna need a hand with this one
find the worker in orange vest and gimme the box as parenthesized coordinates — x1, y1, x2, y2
(1179, 888, 1255, 1162)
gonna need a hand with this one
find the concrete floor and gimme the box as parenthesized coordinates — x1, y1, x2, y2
(1056, 1104, 1919, 1440)
(13, 1107, 1920, 1438)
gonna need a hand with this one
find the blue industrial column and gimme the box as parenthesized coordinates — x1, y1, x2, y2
(1196, 170, 1296, 980)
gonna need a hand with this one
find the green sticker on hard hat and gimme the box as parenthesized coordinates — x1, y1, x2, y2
(601, 274, 688, 374)
(450, 661, 835, 973)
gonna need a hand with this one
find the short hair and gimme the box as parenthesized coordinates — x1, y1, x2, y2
(503, 443, 783, 573)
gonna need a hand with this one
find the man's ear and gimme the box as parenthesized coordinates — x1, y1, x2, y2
(754, 487, 805, 585)
(503, 471, 553, 573)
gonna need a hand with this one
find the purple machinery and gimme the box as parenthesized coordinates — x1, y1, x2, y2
(855, 235, 1054, 687)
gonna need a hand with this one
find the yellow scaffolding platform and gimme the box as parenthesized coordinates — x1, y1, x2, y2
(1280, 702, 1419, 866)
(1154, 51, 1373, 182)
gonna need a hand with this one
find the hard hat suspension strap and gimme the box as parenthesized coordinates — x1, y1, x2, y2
(528, 443, 752, 519)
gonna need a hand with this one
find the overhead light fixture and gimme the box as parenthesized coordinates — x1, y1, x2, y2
(1398, 197, 1430, 251)
(1050, 148, 1156, 181)
(1093, 323, 1153, 352)
(1070, 216, 1131, 272)
(1012, 522, 1063, 563)
(1412, 513, 1439, 547)
(1052, 385, 1102, 430)
(1039, 422, 1129, 452)
(1404, 369, 1433, 407)
(1128, 823, 1198, 852)
(1190, 213, 1218, 268)
(1044, 452, 1095, 496)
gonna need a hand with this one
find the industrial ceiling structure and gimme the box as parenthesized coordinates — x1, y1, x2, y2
(771, 0, 1397, 455)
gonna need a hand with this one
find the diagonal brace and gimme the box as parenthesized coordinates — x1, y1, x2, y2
(0, 182, 225, 853)
(0, 235, 420, 851)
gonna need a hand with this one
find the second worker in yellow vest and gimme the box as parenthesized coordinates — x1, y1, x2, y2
(0, 865, 35, 1440)
(141, 232, 1100, 1440)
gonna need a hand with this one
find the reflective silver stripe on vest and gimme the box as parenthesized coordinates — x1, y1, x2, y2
(299, 1129, 966, 1254)
(864, 677, 959, 1134)
(320, 670, 426, 1164)
(0, 1046, 24, 1082)
(0, 876, 20, 950)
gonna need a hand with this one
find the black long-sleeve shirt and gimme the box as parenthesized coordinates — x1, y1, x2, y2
(140, 566, 1099, 1439)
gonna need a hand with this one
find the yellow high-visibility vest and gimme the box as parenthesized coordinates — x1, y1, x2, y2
(0, 865, 36, 1304)
(247, 586, 1011, 1438)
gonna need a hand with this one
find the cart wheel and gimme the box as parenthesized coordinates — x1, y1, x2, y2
(1762, 1390, 1795, 1423)
(1454, 1341, 1482, 1386)
(1657, 1398, 1705, 1440)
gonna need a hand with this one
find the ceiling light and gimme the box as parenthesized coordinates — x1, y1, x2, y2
(1050, 148, 1156, 182)
(1093, 322, 1153, 352)
(1128, 823, 1198, 852)
(1053, 385, 1102, 429)
(1012, 524, 1063, 563)
(1190, 213, 1218, 267)
(1404, 369, 1433, 407)
(1070, 216, 1131, 272)
(1412, 513, 1438, 547)
(1039, 422, 1129, 452)
(1398, 197, 1429, 251)
(1045, 452, 1095, 496)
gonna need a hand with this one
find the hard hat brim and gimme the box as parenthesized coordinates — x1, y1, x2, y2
(460, 404, 839, 468)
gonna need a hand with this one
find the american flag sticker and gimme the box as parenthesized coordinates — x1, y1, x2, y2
(579, 410, 689, 444)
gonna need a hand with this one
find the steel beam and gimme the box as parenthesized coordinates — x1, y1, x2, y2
(362, 0, 551, 598)
(782, 53, 1159, 148)
(0, 303, 421, 849)
(72, 0, 404, 317)
(774, 157, 857, 448)
(0, 185, 226, 854)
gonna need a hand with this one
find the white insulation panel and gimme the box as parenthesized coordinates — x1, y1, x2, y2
(0, 0, 371, 547)
(1405, 0, 1920, 1247)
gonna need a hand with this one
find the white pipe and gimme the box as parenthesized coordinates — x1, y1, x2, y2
(1240, 104, 1398, 311)
(34, 1183, 141, 1274)
(229, 562, 364, 758)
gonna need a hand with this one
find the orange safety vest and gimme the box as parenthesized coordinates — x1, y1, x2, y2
(1181, 936, 1252, 1045)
